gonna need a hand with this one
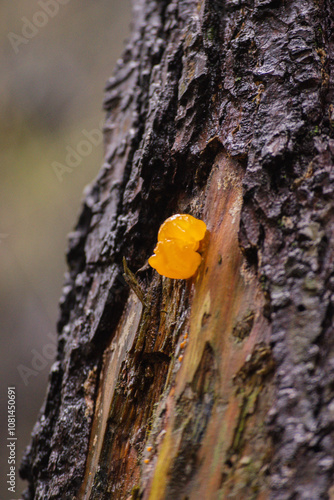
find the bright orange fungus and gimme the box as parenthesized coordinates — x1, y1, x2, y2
(148, 214, 207, 279)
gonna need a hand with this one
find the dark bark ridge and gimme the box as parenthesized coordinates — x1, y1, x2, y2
(20, 0, 334, 499)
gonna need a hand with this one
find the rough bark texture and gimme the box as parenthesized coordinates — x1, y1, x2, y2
(20, 0, 334, 499)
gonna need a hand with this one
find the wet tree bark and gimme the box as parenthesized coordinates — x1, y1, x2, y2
(20, 0, 334, 499)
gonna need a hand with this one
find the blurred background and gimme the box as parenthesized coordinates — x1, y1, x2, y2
(0, 1, 131, 497)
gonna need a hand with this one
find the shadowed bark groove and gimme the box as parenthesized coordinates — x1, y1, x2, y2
(20, 0, 334, 499)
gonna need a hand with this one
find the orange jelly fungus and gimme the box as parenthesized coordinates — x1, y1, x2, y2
(148, 214, 207, 279)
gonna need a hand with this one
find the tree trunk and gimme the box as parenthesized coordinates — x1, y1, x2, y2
(20, 0, 334, 499)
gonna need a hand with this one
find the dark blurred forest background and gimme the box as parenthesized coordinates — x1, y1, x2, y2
(0, 1, 131, 496)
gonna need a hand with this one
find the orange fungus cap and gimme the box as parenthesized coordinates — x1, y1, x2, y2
(148, 214, 206, 279)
